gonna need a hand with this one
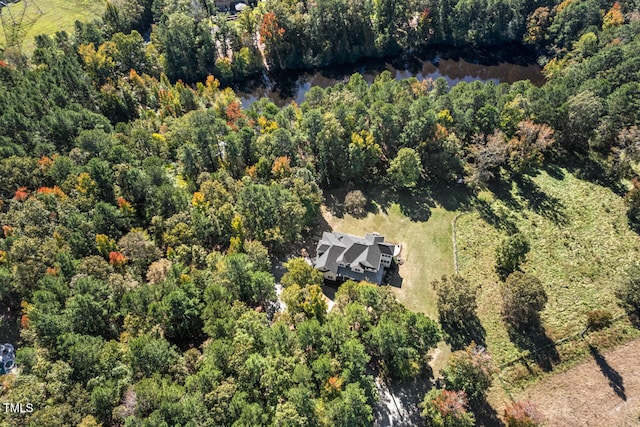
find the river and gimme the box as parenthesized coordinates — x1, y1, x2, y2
(236, 47, 545, 108)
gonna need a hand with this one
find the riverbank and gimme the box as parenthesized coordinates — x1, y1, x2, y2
(234, 44, 545, 108)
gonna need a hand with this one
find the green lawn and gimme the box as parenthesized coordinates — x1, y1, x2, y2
(322, 185, 464, 318)
(456, 168, 640, 368)
(0, 0, 104, 54)
(321, 171, 640, 386)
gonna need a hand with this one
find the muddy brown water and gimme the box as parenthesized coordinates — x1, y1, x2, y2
(237, 48, 545, 108)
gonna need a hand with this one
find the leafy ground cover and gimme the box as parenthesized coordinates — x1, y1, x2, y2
(0, 0, 104, 53)
(456, 167, 640, 376)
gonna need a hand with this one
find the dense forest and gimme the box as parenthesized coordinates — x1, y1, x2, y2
(1, 0, 640, 425)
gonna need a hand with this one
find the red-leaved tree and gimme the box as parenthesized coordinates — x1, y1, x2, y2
(504, 401, 545, 427)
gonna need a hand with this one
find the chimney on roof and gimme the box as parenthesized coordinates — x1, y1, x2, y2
(365, 232, 384, 243)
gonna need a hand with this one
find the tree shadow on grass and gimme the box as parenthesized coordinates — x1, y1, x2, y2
(507, 321, 560, 372)
(324, 181, 475, 224)
(471, 197, 518, 234)
(366, 185, 436, 222)
(441, 317, 487, 351)
(589, 344, 626, 401)
(490, 178, 523, 212)
(428, 182, 475, 212)
(472, 399, 505, 427)
(543, 163, 566, 181)
(397, 188, 434, 222)
(514, 175, 568, 226)
(562, 153, 627, 196)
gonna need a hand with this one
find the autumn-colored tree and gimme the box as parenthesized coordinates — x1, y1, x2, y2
(271, 156, 292, 180)
(229, 214, 245, 253)
(117, 197, 135, 216)
(76, 172, 98, 198)
(504, 401, 545, 427)
(36, 186, 67, 199)
(191, 191, 207, 209)
(260, 12, 287, 69)
(467, 132, 509, 186)
(324, 376, 344, 398)
(348, 130, 382, 181)
(420, 389, 475, 427)
(109, 251, 127, 271)
(13, 187, 29, 202)
(146, 258, 172, 285)
(226, 101, 245, 128)
(3, 225, 14, 237)
(508, 121, 555, 173)
(260, 12, 285, 45)
(524, 7, 551, 46)
(96, 234, 118, 259)
(603, 2, 624, 30)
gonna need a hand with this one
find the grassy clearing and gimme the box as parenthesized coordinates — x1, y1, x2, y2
(322, 185, 463, 318)
(0, 0, 104, 54)
(456, 167, 640, 370)
(321, 169, 639, 401)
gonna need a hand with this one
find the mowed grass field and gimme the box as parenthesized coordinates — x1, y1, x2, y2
(322, 185, 466, 318)
(0, 0, 104, 54)
(456, 167, 640, 369)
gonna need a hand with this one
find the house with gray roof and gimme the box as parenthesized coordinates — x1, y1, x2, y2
(314, 232, 399, 284)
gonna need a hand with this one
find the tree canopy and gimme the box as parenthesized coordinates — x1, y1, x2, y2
(1, 0, 640, 423)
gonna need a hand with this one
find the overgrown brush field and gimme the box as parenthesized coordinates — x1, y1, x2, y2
(457, 167, 640, 369)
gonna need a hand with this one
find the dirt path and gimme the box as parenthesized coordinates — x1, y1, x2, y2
(518, 338, 640, 426)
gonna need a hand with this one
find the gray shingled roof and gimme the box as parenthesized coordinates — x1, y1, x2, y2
(354, 243, 382, 269)
(314, 232, 395, 284)
(378, 243, 394, 255)
(315, 245, 346, 273)
(339, 243, 367, 265)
